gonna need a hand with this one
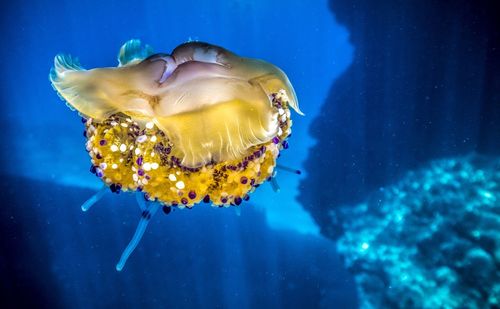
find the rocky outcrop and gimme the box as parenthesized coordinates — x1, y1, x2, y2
(299, 1, 500, 307)
(299, 0, 500, 237)
(334, 155, 500, 308)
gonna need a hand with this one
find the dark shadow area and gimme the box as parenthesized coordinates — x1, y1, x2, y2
(299, 0, 500, 238)
(0, 183, 64, 309)
(0, 175, 357, 308)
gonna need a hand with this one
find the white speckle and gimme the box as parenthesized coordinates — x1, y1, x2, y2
(126, 118, 132, 123)
(151, 135, 157, 142)
(129, 145, 134, 150)
(110, 145, 118, 152)
(175, 181, 185, 189)
(119, 144, 127, 152)
(137, 135, 147, 143)
(201, 141, 213, 148)
(278, 108, 284, 115)
(132, 174, 138, 181)
(112, 164, 118, 169)
(119, 158, 124, 163)
(143, 162, 151, 171)
(278, 128, 283, 136)
(168, 174, 177, 181)
(99, 163, 107, 170)
(145, 122, 154, 129)
(281, 114, 287, 122)
(151, 152, 155, 157)
(176, 171, 181, 175)
(151, 162, 159, 170)
(120, 123, 128, 128)
(142, 178, 148, 185)
(135, 148, 141, 155)
(110, 121, 118, 126)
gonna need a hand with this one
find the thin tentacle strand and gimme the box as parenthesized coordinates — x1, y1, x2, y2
(81, 185, 107, 212)
(276, 164, 302, 175)
(116, 200, 161, 271)
(270, 177, 281, 193)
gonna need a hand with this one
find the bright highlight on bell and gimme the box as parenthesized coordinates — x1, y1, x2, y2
(50, 39, 303, 271)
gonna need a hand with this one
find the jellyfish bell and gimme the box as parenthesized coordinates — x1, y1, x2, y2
(50, 39, 303, 271)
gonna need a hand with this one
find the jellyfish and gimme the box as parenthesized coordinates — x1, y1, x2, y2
(50, 39, 303, 271)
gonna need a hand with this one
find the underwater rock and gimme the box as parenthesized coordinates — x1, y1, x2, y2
(333, 155, 500, 309)
(299, 0, 500, 238)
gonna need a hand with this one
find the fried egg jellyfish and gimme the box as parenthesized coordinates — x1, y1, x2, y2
(50, 40, 303, 271)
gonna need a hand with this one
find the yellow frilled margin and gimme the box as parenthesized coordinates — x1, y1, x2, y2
(85, 91, 293, 209)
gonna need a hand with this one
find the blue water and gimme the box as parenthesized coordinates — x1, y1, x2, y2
(1, 0, 498, 308)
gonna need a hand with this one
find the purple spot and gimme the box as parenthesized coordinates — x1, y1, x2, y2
(162, 206, 172, 215)
(99, 139, 107, 146)
(234, 197, 242, 205)
(138, 169, 145, 176)
(221, 197, 228, 204)
(272, 137, 280, 144)
(96, 153, 102, 159)
(203, 195, 210, 203)
(136, 156, 143, 166)
(240, 176, 248, 184)
(188, 191, 196, 199)
(181, 198, 188, 205)
(282, 140, 289, 149)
